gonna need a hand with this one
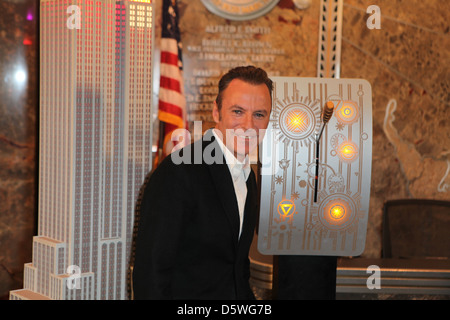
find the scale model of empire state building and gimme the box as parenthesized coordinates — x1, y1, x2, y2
(10, 0, 155, 300)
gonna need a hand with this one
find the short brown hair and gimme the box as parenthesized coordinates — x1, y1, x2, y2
(215, 66, 273, 111)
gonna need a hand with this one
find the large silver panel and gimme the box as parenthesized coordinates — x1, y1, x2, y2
(258, 77, 372, 256)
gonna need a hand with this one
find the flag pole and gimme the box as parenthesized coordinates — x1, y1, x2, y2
(156, 120, 165, 167)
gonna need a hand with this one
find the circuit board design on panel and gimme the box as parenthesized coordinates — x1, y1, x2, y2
(258, 77, 372, 256)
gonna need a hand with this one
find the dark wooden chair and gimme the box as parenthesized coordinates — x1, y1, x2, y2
(382, 199, 450, 259)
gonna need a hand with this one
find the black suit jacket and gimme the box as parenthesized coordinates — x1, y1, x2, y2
(133, 130, 258, 299)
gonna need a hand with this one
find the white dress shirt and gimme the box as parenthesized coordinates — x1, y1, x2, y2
(212, 129, 250, 238)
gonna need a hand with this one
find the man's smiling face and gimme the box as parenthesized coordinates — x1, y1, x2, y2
(212, 78, 272, 162)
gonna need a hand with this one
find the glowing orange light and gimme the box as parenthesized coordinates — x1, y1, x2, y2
(330, 204, 345, 220)
(340, 106, 354, 118)
(280, 204, 293, 216)
(321, 197, 353, 230)
(337, 141, 358, 162)
(277, 199, 296, 219)
(342, 145, 353, 154)
(335, 101, 359, 124)
(285, 109, 310, 133)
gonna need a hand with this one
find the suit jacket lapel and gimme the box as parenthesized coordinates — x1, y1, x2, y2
(240, 169, 257, 245)
(204, 131, 241, 247)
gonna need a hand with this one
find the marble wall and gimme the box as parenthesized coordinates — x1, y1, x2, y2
(341, 0, 450, 257)
(0, 0, 448, 298)
(0, 0, 38, 298)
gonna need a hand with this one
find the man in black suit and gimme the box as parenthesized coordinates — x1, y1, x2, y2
(133, 66, 273, 299)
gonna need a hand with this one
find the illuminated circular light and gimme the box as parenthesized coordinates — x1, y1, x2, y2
(337, 141, 358, 163)
(324, 199, 350, 226)
(279, 104, 316, 141)
(319, 195, 356, 230)
(335, 101, 359, 124)
(277, 199, 296, 219)
(343, 107, 352, 116)
(330, 204, 345, 220)
(285, 109, 310, 133)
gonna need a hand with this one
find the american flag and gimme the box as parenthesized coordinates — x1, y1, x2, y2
(157, 0, 188, 163)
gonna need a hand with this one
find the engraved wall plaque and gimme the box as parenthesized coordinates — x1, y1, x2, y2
(201, 0, 280, 21)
